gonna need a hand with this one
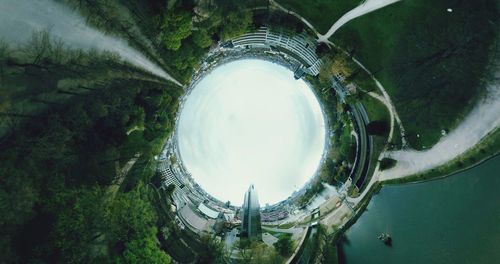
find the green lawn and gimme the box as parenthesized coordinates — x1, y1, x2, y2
(333, 0, 498, 149)
(360, 94, 389, 124)
(276, 0, 362, 33)
(278, 222, 297, 229)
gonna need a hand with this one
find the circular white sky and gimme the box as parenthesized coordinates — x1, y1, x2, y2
(177, 59, 325, 205)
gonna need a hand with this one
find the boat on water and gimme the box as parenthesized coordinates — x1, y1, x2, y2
(378, 233, 392, 246)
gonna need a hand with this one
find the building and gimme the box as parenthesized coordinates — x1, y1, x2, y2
(158, 162, 185, 189)
(261, 210, 289, 222)
(241, 184, 262, 240)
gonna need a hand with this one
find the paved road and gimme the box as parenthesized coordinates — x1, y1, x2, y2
(351, 102, 372, 188)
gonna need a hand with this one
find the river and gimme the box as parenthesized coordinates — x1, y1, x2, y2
(341, 154, 500, 263)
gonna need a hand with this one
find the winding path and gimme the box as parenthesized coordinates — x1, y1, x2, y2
(381, 71, 500, 180)
(317, 0, 402, 43)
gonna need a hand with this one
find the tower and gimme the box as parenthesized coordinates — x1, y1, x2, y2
(241, 184, 262, 240)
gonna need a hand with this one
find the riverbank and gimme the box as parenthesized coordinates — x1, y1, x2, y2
(318, 126, 499, 263)
(338, 154, 500, 263)
(384, 128, 500, 185)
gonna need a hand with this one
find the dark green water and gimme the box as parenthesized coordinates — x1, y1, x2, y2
(342, 155, 500, 264)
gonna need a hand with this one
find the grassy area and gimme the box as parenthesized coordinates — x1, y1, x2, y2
(278, 222, 297, 229)
(264, 229, 292, 240)
(360, 94, 389, 123)
(333, 0, 499, 150)
(275, 0, 362, 33)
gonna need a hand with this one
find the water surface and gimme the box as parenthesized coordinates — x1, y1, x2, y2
(342, 155, 500, 264)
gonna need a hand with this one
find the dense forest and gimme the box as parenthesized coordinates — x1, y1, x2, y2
(0, 0, 281, 263)
(0, 30, 182, 262)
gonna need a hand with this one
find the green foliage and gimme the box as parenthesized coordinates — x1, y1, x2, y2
(53, 184, 167, 263)
(168, 40, 205, 71)
(106, 184, 157, 242)
(198, 235, 229, 264)
(273, 234, 294, 257)
(192, 29, 213, 48)
(304, 76, 355, 187)
(0, 166, 38, 228)
(54, 188, 108, 263)
(161, 11, 193, 50)
(121, 227, 172, 264)
(310, 225, 339, 264)
(219, 10, 253, 40)
(237, 240, 283, 264)
(0, 58, 180, 262)
(197, 235, 229, 264)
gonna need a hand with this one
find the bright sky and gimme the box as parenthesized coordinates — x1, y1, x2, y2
(177, 59, 325, 205)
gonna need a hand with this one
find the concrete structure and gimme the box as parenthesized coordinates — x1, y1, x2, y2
(241, 185, 262, 240)
(198, 203, 220, 219)
(159, 162, 185, 189)
(230, 27, 322, 76)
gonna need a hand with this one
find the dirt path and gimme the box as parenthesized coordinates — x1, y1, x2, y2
(381, 79, 500, 180)
(317, 0, 401, 43)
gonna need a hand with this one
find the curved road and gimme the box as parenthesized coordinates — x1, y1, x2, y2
(332, 78, 372, 189)
(351, 102, 372, 188)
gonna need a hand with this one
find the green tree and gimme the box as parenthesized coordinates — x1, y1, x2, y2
(273, 235, 293, 257)
(220, 10, 252, 40)
(54, 188, 108, 263)
(192, 29, 213, 48)
(0, 166, 38, 228)
(121, 227, 171, 264)
(161, 11, 193, 50)
(105, 184, 157, 242)
(168, 40, 204, 71)
(198, 235, 229, 264)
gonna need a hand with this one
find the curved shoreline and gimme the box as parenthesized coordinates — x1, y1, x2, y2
(333, 134, 500, 245)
